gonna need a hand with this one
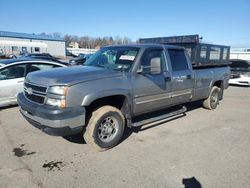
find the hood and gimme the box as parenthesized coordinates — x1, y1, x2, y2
(26, 66, 123, 87)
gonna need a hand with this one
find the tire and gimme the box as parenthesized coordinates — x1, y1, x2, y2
(83, 105, 125, 151)
(203, 86, 220, 110)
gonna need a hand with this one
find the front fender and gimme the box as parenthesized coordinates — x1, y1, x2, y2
(81, 89, 131, 106)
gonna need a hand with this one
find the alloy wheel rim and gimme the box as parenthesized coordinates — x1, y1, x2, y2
(211, 91, 218, 107)
(98, 116, 119, 143)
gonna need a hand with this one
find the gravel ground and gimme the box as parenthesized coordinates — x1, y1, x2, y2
(0, 86, 249, 188)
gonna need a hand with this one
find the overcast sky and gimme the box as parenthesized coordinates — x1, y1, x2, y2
(1, 0, 250, 47)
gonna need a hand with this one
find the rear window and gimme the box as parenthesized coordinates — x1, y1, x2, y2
(168, 49, 189, 71)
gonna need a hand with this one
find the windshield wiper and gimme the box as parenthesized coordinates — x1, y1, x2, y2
(87, 64, 107, 68)
(113, 67, 127, 72)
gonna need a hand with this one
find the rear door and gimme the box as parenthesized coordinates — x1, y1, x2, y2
(167, 49, 194, 104)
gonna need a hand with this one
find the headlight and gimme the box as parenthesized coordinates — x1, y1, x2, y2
(46, 98, 66, 108)
(47, 86, 68, 95)
(46, 86, 68, 107)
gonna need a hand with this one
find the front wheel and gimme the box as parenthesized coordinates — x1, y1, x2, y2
(203, 86, 220, 110)
(84, 106, 125, 151)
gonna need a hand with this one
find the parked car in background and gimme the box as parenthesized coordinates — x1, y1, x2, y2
(0, 54, 6, 59)
(0, 58, 67, 107)
(69, 53, 92, 65)
(0, 54, 17, 59)
(19, 53, 71, 66)
(21, 53, 58, 61)
(21, 53, 57, 59)
(229, 59, 250, 86)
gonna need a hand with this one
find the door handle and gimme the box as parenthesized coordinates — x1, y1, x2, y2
(186, 75, 191, 79)
(18, 81, 24, 83)
(164, 76, 171, 82)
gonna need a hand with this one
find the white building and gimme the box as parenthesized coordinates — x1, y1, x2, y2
(0, 31, 66, 57)
(68, 42, 79, 49)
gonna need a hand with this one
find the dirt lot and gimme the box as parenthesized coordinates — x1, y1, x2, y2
(0, 86, 249, 188)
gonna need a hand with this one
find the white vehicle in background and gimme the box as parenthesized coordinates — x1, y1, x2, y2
(229, 73, 250, 86)
(229, 59, 250, 86)
(0, 59, 67, 107)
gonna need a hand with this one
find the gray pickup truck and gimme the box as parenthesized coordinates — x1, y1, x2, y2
(17, 44, 230, 150)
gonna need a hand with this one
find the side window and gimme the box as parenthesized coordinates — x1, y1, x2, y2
(12, 46, 18, 52)
(27, 63, 56, 74)
(222, 48, 229, 60)
(141, 49, 165, 75)
(0, 64, 26, 80)
(168, 49, 189, 71)
(53, 64, 61, 68)
(209, 47, 221, 60)
(34, 47, 40, 52)
(200, 46, 207, 59)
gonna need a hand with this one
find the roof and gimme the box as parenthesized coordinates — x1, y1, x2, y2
(0, 31, 64, 42)
(0, 58, 51, 65)
(104, 43, 184, 49)
(139, 35, 230, 48)
(0, 58, 69, 66)
(230, 59, 250, 68)
(139, 35, 200, 44)
(230, 59, 250, 63)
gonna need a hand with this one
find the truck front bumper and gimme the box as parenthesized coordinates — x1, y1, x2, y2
(17, 93, 85, 136)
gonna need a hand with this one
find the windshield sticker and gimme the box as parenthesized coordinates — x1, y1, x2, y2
(119, 55, 135, 61)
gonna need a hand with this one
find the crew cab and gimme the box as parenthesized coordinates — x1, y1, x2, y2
(17, 44, 230, 150)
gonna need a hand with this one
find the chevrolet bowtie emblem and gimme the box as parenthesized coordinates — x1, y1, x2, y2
(26, 88, 33, 95)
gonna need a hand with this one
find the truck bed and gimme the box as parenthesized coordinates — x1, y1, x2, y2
(192, 66, 230, 101)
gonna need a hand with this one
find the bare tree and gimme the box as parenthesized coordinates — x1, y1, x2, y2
(40, 32, 47, 36)
(52, 32, 63, 38)
(63, 34, 132, 48)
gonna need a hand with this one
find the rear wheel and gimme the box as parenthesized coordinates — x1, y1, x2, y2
(203, 86, 220, 110)
(84, 106, 125, 151)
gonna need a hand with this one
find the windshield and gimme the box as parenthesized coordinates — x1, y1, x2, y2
(84, 47, 139, 71)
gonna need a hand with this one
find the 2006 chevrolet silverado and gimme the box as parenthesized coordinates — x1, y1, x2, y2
(17, 44, 230, 150)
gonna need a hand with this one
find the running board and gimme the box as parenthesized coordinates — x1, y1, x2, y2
(131, 106, 187, 127)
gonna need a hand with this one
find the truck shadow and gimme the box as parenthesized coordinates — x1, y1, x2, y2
(121, 100, 203, 143)
(0, 104, 19, 111)
(121, 114, 185, 142)
(63, 101, 203, 145)
(62, 129, 86, 144)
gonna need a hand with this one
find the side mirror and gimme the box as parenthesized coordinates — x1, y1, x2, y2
(137, 65, 144, 74)
(137, 64, 161, 75)
(150, 57, 161, 74)
(136, 65, 152, 74)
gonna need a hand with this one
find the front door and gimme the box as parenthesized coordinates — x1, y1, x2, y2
(132, 48, 172, 115)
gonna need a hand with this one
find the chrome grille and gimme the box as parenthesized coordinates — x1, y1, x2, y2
(24, 82, 47, 93)
(24, 82, 47, 104)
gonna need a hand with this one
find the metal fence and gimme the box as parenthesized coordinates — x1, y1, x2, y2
(66, 47, 97, 56)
